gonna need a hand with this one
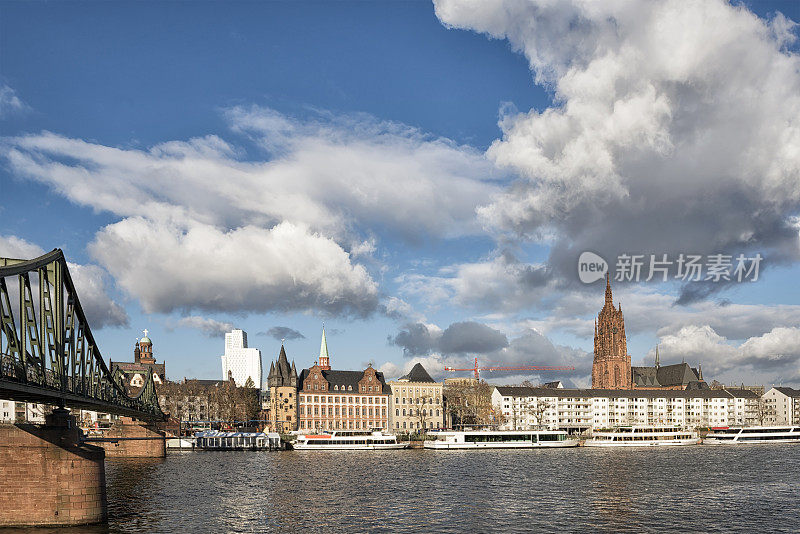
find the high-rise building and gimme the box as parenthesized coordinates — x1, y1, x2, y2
(220, 329, 262, 388)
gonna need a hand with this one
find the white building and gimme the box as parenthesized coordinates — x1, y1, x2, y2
(220, 329, 262, 388)
(763, 387, 800, 425)
(492, 386, 761, 432)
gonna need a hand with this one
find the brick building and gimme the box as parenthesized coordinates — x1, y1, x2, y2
(296, 328, 390, 431)
(592, 277, 705, 390)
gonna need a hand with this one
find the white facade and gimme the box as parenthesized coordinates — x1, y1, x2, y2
(763, 387, 800, 425)
(220, 329, 262, 388)
(492, 387, 760, 431)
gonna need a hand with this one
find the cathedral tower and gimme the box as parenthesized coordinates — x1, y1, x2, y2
(592, 275, 632, 389)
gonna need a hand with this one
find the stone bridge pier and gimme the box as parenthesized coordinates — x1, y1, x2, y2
(95, 416, 166, 458)
(0, 408, 107, 527)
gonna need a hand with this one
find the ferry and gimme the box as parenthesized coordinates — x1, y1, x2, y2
(703, 426, 800, 444)
(584, 426, 700, 447)
(423, 430, 579, 449)
(292, 429, 406, 450)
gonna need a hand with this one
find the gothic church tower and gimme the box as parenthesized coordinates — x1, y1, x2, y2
(592, 275, 632, 389)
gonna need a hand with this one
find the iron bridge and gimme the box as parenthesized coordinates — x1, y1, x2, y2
(0, 249, 165, 421)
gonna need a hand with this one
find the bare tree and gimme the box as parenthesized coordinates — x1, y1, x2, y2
(525, 398, 552, 429)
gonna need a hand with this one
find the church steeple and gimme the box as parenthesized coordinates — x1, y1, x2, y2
(655, 345, 660, 368)
(318, 325, 331, 370)
(592, 275, 631, 389)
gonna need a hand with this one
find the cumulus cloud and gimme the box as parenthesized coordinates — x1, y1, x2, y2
(435, 0, 800, 301)
(0, 235, 128, 328)
(174, 316, 234, 338)
(390, 321, 509, 356)
(0, 107, 502, 317)
(262, 326, 305, 341)
(654, 325, 800, 386)
(88, 218, 378, 316)
(398, 252, 554, 313)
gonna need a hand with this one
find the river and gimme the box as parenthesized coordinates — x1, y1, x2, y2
(6, 445, 800, 533)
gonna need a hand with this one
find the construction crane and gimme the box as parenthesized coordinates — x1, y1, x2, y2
(444, 357, 575, 381)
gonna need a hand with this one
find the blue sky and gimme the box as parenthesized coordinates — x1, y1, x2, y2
(2, 0, 800, 388)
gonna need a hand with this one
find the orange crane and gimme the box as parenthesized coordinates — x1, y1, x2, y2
(444, 356, 575, 381)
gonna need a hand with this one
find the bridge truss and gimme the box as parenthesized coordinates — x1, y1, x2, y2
(0, 249, 164, 421)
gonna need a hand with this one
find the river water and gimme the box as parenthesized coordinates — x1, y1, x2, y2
(6, 445, 800, 533)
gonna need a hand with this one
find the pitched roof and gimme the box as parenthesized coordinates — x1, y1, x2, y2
(298, 368, 391, 394)
(724, 388, 760, 399)
(773, 386, 800, 398)
(398, 363, 435, 383)
(632, 363, 701, 388)
(494, 386, 736, 399)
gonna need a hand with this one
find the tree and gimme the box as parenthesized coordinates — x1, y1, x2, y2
(244, 376, 255, 389)
(525, 398, 552, 429)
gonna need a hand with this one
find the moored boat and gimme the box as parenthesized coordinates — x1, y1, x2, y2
(703, 426, 800, 444)
(423, 429, 579, 449)
(194, 430, 282, 450)
(292, 429, 406, 450)
(584, 426, 699, 447)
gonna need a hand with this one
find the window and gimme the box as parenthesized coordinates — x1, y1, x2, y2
(334, 385, 338, 391)
(348, 385, 353, 391)
(396, 409, 399, 416)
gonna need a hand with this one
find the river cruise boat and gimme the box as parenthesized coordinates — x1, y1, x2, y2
(292, 429, 406, 450)
(703, 426, 800, 444)
(423, 430, 579, 449)
(584, 426, 699, 447)
(194, 430, 282, 451)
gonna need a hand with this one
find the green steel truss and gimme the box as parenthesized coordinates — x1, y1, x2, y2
(0, 249, 165, 421)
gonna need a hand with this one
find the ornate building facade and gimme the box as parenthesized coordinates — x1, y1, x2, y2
(266, 344, 298, 433)
(592, 276, 631, 389)
(296, 328, 390, 431)
(111, 329, 166, 395)
(388, 363, 444, 432)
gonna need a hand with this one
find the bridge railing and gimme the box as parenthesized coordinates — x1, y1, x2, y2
(0, 249, 164, 420)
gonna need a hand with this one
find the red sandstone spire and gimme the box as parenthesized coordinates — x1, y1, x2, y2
(605, 273, 613, 306)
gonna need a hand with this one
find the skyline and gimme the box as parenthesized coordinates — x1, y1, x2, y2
(2, 0, 800, 388)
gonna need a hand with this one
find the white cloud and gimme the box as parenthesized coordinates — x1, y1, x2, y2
(655, 324, 800, 386)
(435, 0, 800, 295)
(0, 85, 27, 117)
(1, 107, 502, 318)
(0, 235, 128, 328)
(88, 218, 379, 316)
(3, 107, 499, 241)
(173, 316, 234, 338)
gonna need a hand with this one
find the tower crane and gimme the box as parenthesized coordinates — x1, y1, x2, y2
(444, 357, 575, 381)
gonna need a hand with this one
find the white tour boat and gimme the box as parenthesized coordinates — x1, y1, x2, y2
(292, 429, 407, 450)
(703, 426, 800, 444)
(584, 426, 700, 447)
(423, 430, 579, 449)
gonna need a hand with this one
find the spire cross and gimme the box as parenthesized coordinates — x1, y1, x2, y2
(142, 328, 149, 338)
